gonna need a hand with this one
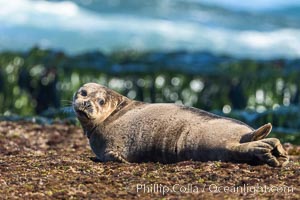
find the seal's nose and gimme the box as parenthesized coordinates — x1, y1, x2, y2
(83, 101, 91, 108)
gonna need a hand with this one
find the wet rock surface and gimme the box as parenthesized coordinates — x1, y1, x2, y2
(0, 121, 299, 199)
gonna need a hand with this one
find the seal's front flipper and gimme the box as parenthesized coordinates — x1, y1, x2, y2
(231, 138, 289, 167)
(104, 151, 129, 163)
(251, 123, 272, 141)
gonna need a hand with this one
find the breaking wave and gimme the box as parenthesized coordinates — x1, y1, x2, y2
(1, 0, 300, 59)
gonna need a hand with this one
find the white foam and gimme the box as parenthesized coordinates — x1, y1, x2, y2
(0, 0, 300, 59)
(185, 0, 300, 11)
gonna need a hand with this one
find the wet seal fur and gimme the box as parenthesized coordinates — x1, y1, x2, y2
(73, 83, 289, 167)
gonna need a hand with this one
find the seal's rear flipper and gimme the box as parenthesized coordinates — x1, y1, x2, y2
(251, 123, 272, 141)
(231, 138, 289, 167)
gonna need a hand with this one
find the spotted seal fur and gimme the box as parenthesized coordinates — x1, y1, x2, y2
(73, 83, 289, 167)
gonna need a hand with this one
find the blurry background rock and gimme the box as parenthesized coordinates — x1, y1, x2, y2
(0, 0, 300, 144)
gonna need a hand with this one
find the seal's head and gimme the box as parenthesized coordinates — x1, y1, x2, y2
(73, 83, 125, 127)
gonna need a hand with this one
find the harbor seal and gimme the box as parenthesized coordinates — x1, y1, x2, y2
(73, 83, 289, 167)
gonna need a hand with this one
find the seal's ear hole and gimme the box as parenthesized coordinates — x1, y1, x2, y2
(99, 99, 105, 106)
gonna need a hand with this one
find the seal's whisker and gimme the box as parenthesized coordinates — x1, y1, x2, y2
(61, 100, 73, 102)
(62, 103, 73, 107)
(61, 106, 75, 114)
(61, 100, 74, 107)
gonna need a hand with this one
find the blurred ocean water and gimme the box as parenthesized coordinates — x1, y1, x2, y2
(1, 0, 300, 59)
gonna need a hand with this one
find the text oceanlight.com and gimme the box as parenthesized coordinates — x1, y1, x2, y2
(136, 184, 294, 195)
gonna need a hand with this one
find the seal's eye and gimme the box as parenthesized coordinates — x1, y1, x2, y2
(81, 90, 87, 96)
(99, 99, 105, 106)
